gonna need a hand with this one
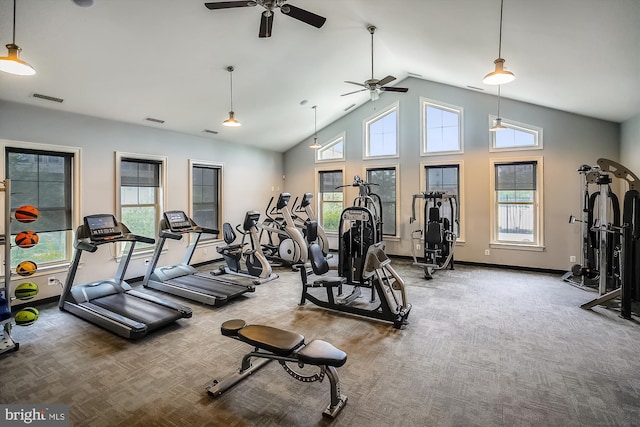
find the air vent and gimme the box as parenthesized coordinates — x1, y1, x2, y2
(145, 117, 165, 124)
(203, 129, 219, 135)
(407, 72, 422, 78)
(32, 93, 64, 103)
(467, 85, 484, 91)
(344, 104, 356, 112)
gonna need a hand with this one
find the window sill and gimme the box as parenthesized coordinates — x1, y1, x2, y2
(489, 242, 545, 252)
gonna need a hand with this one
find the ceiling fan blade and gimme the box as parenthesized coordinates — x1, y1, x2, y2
(204, 1, 256, 10)
(344, 81, 366, 87)
(381, 86, 409, 93)
(377, 75, 396, 87)
(281, 4, 326, 28)
(259, 11, 274, 38)
(341, 88, 368, 97)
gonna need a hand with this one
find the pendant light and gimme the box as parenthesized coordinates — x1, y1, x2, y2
(483, 0, 514, 85)
(490, 85, 507, 131)
(0, 0, 36, 76)
(309, 105, 321, 149)
(222, 66, 241, 127)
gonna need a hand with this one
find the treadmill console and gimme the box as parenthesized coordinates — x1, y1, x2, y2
(84, 214, 123, 241)
(164, 210, 193, 232)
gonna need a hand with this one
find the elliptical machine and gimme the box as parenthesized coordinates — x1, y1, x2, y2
(410, 191, 458, 279)
(259, 193, 308, 267)
(215, 211, 278, 285)
(292, 192, 329, 255)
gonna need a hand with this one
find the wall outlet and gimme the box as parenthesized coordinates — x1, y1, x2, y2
(48, 277, 57, 286)
(416, 244, 421, 251)
(484, 249, 490, 256)
(570, 255, 577, 263)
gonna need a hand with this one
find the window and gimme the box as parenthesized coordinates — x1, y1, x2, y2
(421, 98, 463, 155)
(190, 161, 221, 236)
(424, 163, 462, 239)
(317, 133, 345, 162)
(366, 166, 397, 236)
(491, 158, 544, 248)
(6, 147, 75, 269)
(116, 153, 167, 250)
(364, 103, 398, 158)
(489, 117, 543, 151)
(317, 169, 344, 233)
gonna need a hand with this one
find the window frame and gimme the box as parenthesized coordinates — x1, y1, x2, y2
(489, 156, 544, 250)
(421, 160, 465, 242)
(363, 102, 400, 160)
(1, 139, 81, 272)
(315, 166, 345, 235)
(189, 159, 223, 243)
(115, 151, 168, 255)
(316, 132, 345, 163)
(488, 116, 543, 152)
(420, 97, 464, 156)
(364, 164, 399, 239)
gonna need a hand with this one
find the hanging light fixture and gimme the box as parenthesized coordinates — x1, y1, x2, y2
(0, 0, 36, 76)
(490, 85, 507, 131)
(483, 0, 514, 85)
(222, 66, 241, 127)
(309, 105, 321, 149)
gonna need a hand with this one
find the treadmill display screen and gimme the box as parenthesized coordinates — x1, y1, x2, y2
(84, 214, 122, 240)
(164, 211, 192, 231)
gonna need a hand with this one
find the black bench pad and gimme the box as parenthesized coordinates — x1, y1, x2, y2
(298, 340, 347, 367)
(238, 325, 305, 356)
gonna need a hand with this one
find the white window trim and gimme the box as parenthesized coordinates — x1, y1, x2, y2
(420, 160, 465, 243)
(189, 159, 223, 246)
(489, 116, 543, 152)
(316, 132, 346, 163)
(363, 101, 400, 160)
(363, 163, 400, 240)
(1, 139, 82, 274)
(489, 155, 545, 251)
(420, 97, 464, 156)
(115, 151, 168, 257)
(315, 165, 346, 236)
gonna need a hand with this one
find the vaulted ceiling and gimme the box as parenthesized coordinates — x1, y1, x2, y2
(1, 0, 638, 152)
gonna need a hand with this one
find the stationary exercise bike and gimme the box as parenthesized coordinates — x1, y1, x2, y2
(410, 191, 458, 279)
(215, 211, 278, 285)
(292, 192, 329, 255)
(259, 192, 308, 267)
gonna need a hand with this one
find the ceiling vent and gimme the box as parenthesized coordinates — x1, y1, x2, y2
(203, 129, 219, 135)
(344, 104, 356, 112)
(32, 93, 63, 103)
(145, 117, 165, 124)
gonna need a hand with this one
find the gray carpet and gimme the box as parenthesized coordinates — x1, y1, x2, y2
(1, 260, 639, 426)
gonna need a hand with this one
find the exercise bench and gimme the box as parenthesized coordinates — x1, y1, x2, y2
(206, 319, 348, 418)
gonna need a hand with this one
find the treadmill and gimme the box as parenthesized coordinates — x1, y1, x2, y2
(142, 210, 254, 307)
(58, 214, 192, 339)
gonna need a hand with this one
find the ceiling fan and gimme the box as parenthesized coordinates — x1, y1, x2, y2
(342, 25, 408, 101)
(204, 1, 326, 38)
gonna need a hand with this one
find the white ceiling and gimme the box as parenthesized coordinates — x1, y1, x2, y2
(1, 0, 638, 152)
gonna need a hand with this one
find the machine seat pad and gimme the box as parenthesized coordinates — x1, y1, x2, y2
(238, 325, 305, 356)
(313, 277, 346, 288)
(216, 243, 244, 254)
(221, 319, 247, 337)
(298, 340, 347, 367)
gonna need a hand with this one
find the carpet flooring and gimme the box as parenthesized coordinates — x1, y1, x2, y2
(1, 259, 639, 426)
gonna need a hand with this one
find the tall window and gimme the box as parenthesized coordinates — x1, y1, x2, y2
(366, 166, 397, 236)
(6, 148, 74, 268)
(364, 103, 398, 158)
(492, 158, 543, 246)
(424, 164, 461, 238)
(490, 117, 543, 151)
(117, 154, 166, 249)
(317, 133, 345, 162)
(318, 170, 344, 232)
(421, 98, 463, 155)
(190, 161, 221, 235)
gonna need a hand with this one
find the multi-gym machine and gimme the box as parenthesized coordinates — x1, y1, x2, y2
(573, 158, 640, 317)
(409, 191, 458, 279)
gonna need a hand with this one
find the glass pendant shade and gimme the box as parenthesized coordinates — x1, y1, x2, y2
(483, 58, 514, 85)
(0, 44, 35, 76)
(490, 117, 507, 131)
(222, 111, 241, 127)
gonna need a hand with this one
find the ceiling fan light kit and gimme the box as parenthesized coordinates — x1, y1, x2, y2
(483, 0, 514, 85)
(222, 66, 241, 127)
(0, 0, 36, 76)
